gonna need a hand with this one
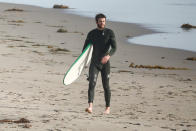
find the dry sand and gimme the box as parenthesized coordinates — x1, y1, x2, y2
(0, 2, 196, 131)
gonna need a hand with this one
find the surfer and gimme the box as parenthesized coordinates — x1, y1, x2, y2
(83, 13, 117, 114)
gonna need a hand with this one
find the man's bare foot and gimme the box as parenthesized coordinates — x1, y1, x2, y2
(85, 108, 92, 113)
(104, 107, 110, 114)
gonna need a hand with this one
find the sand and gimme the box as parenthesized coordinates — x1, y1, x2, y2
(0, 2, 196, 131)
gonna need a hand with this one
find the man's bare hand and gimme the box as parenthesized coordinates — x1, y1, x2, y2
(101, 55, 110, 64)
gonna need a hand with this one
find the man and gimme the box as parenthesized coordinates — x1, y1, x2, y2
(82, 13, 117, 114)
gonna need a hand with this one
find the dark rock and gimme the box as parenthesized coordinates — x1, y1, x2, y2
(181, 24, 196, 29)
(53, 5, 69, 9)
(57, 28, 68, 33)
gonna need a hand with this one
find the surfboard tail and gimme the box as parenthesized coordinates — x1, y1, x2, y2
(63, 43, 93, 85)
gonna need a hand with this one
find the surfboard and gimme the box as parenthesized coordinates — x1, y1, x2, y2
(63, 43, 93, 85)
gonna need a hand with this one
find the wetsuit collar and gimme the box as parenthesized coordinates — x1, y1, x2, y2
(97, 27, 105, 31)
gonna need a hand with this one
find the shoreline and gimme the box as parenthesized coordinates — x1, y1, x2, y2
(0, 1, 160, 50)
(0, 1, 196, 53)
(0, 2, 196, 131)
(63, 6, 196, 53)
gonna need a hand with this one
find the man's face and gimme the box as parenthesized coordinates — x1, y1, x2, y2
(97, 18, 106, 29)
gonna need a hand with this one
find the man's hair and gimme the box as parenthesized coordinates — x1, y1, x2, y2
(95, 13, 106, 23)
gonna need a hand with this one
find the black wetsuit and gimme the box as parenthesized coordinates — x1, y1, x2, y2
(83, 28, 117, 107)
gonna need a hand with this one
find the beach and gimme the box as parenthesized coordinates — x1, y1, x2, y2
(0, 2, 196, 131)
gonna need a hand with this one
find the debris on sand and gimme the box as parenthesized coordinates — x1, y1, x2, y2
(32, 44, 53, 48)
(0, 118, 30, 123)
(32, 44, 48, 47)
(32, 50, 44, 56)
(118, 70, 134, 73)
(14, 118, 30, 123)
(181, 24, 196, 30)
(0, 118, 31, 128)
(0, 119, 12, 123)
(53, 4, 69, 9)
(5, 8, 24, 12)
(185, 57, 196, 61)
(8, 20, 25, 23)
(129, 62, 188, 70)
(49, 48, 70, 54)
(57, 28, 68, 33)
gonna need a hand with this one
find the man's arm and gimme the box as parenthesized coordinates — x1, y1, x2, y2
(108, 30, 117, 56)
(101, 30, 117, 64)
(82, 32, 91, 52)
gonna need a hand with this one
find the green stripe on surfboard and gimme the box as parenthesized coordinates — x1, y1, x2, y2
(63, 43, 92, 85)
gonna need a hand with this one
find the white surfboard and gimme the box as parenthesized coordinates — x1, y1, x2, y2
(63, 44, 93, 85)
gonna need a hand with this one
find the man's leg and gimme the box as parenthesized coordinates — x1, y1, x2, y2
(86, 62, 99, 113)
(101, 61, 111, 114)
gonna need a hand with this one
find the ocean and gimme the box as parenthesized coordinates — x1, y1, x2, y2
(0, 0, 196, 52)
